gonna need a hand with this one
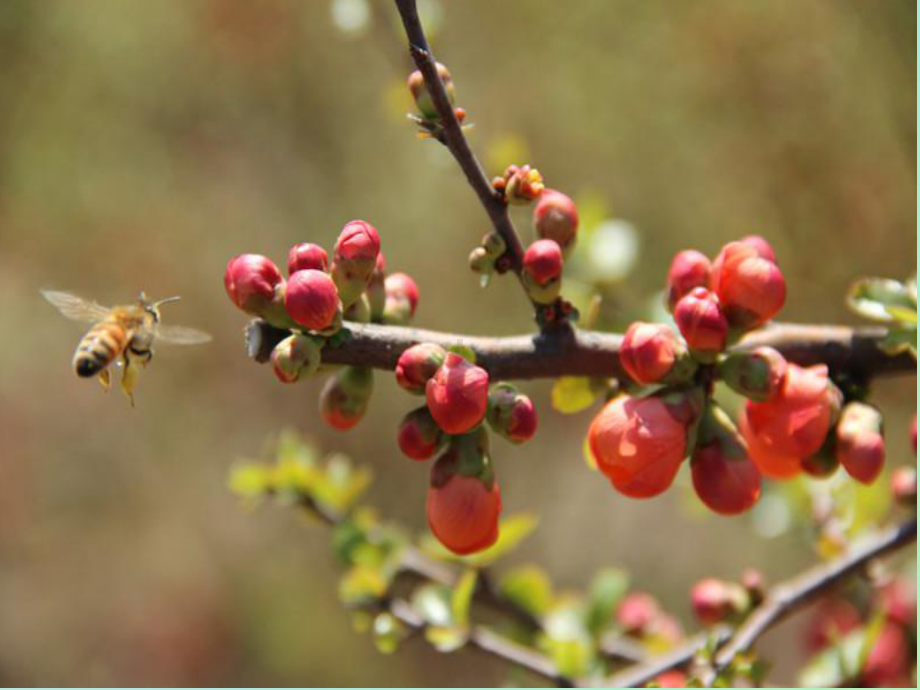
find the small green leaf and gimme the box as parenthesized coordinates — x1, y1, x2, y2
(552, 376, 600, 414)
(499, 565, 554, 617)
(880, 326, 917, 359)
(446, 344, 476, 363)
(338, 565, 387, 606)
(584, 568, 630, 636)
(412, 583, 454, 628)
(846, 277, 914, 322)
(451, 569, 477, 629)
(311, 454, 373, 513)
(885, 305, 917, 325)
(228, 463, 272, 499)
(424, 625, 468, 652)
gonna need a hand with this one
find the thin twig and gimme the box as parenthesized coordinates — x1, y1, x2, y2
(392, 0, 536, 307)
(248, 320, 915, 382)
(601, 519, 917, 688)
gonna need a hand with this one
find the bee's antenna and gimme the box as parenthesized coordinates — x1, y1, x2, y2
(154, 296, 182, 309)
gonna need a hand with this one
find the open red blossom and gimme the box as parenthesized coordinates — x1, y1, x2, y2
(287, 243, 329, 275)
(224, 253, 283, 315)
(666, 249, 712, 311)
(739, 363, 840, 479)
(711, 240, 786, 329)
(588, 394, 690, 498)
(426, 353, 489, 435)
(284, 269, 340, 331)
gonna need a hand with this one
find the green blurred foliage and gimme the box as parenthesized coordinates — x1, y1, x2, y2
(0, 0, 914, 685)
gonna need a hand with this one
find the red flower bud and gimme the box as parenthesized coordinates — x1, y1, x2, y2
(385, 272, 419, 314)
(879, 577, 916, 627)
(691, 405, 761, 515)
(224, 253, 284, 315)
(717, 346, 788, 402)
(486, 383, 537, 444)
(395, 343, 447, 394)
(616, 592, 659, 634)
(655, 671, 687, 688)
(862, 622, 910, 688)
(427, 433, 501, 555)
(739, 363, 840, 479)
(332, 220, 381, 307)
(533, 189, 579, 256)
(408, 62, 455, 120)
(270, 334, 322, 383)
(587, 393, 695, 498)
(284, 269, 340, 331)
(523, 239, 563, 286)
(711, 240, 786, 329)
(620, 322, 694, 385)
(739, 234, 777, 263)
(426, 353, 489, 435)
(287, 243, 329, 275)
(691, 578, 747, 625)
(665, 249, 712, 312)
(674, 287, 728, 358)
(890, 465, 917, 506)
(397, 407, 443, 461)
(319, 366, 373, 430)
(836, 402, 885, 484)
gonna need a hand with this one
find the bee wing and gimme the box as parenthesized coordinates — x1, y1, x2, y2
(41, 289, 111, 323)
(154, 324, 213, 345)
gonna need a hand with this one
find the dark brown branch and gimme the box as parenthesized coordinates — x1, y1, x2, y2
(248, 320, 916, 382)
(392, 0, 534, 304)
(601, 519, 917, 688)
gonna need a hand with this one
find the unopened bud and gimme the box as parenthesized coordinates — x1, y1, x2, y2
(395, 343, 447, 394)
(468, 246, 494, 275)
(224, 254, 293, 326)
(504, 164, 544, 205)
(319, 366, 374, 431)
(691, 578, 749, 625)
(617, 592, 659, 634)
(398, 406, 444, 461)
(270, 334, 323, 383)
(407, 62, 455, 120)
(486, 383, 537, 444)
(836, 401, 885, 484)
(287, 243, 329, 275)
(718, 346, 788, 402)
(665, 249, 712, 312)
(332, 220, 381, 308)
(533, 189, 578, 257)
(284, 269, 341, 331)
(620, 322, 696, 385)
(890, 466, 916, 507)
(711, 240, 786, 330)
(426, 352, 489, 435)
(481, 232, 507, 260)
(381, 272, 420, 325)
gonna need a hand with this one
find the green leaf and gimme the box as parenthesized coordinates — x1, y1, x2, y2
(584, 568, 630, 636)
(880, 326, 917, 359)
(885, 305, 917, 325)
(311, 454, 373, 513)
(412, 583, 454, 628)
(451, 569, 477, 629)
(846, 277, 914, 322)
(552, 376, 601, 414)
(545, 637, 592, 678)
(424, 625, 468, 652)
(338, 565, 387, 606)
(499, 565, 554, 618)
(446, 344, 476, 363)
(228, 462, 272, 499)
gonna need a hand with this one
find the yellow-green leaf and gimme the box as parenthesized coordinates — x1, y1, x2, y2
(552, 376, 599, 414)
(451, 569, 477, 629)
(228, 462, 271, 499)
(499, 565, 554, 617)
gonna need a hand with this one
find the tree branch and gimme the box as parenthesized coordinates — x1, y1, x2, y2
(601, 519, 917, 688)
(247, 320, 915, 382)
(392, 0, 536, 307)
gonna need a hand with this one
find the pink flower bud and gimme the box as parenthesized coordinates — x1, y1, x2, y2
(319, 366, 373, 431)
(836, 402, 885, 484)
(616, 592, 659, 634)
(533, 189, 579, 256)
(426, 353, 490, 435)
(691, 405, 761, 515)
(427, 433, 501, 555)
(739, 363, 840, 479)
(665, 249, 712, 312)
(284, 269, 340, 331)
(691, 579, 747, 625)
(381, 272, 420, 325)
(503, 164, 545, 205)
(717, 346, 788, 402)
(395, 343, 447, 394)
(224, 253, 284, 315)
(332, 220, 381, 307)
(620, 322, 693, 385)
(862, 623, 910, 688)
(398, 407, 443, 461)
(407, 62, 455, 120)
(739, 234, 777, 263)
(486, 383, 537, 444)
(270, 334, 322, 383)
(655, 671, 687, 688)
(587, 393, 696, 498)
(523, 239, 563, 287)
(879, 577, 916, 627)
(674, 287, 728, 358)
(287, 243, 329, 275)
(711, 241, 786, 329)
(890, 466, 917, 506)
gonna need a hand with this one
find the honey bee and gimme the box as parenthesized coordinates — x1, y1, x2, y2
(41, 289, 212, 404)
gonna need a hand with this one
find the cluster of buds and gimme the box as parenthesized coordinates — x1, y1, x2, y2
(494, 164, 545, 205)
(689, 573, 759, 625)
(225, 220, 420, 431)
(393, 345, 537, 555)
(407, 62, 468, 136)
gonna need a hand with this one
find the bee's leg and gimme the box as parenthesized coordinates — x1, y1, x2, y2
(139, 349, 153, 368)
(98, 368, 111, 392)
(121, 352, 139, 407)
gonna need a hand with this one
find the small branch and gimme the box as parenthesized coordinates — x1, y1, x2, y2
(248, 320, 915, 382)
(392, 0, 536, 307)
(601, 519, 917, 688)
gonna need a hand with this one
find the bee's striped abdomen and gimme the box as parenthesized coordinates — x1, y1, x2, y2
(73, 322, 128, 378)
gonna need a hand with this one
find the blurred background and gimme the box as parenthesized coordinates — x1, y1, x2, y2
(0, 0, 915, 685)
